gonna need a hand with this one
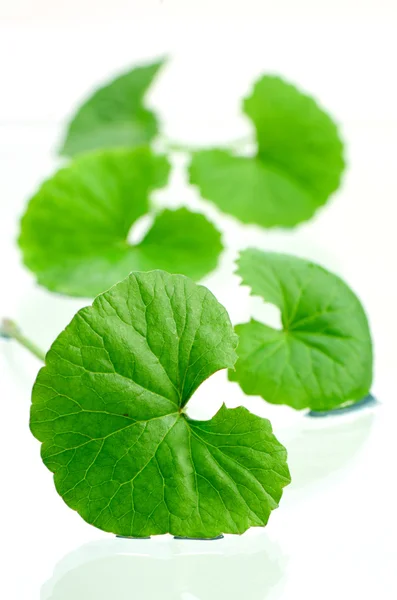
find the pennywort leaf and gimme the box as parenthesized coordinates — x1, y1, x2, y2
(229, 249, 373, 411)
(19, 148, 223, 297)
(30, 271, 290, 538)
(189, 75, 345, 228)
(60, 58, 165, 157)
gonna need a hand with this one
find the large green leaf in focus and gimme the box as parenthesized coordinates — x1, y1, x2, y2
(230, 249, 373, 411)
(30, 271, 290, 538)
(19, 148, 223, 297)
(60, 59, 165, 157)
(189, 76, 345, 228)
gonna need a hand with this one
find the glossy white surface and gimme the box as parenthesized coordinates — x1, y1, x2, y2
(1, 5, 397, 599)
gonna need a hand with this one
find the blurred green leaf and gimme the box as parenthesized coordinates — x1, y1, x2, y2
(60, 59, 165, 157)
(19, 148, 223, 297)
(190, 76, 345, 228)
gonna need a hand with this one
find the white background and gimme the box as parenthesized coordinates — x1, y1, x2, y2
(1, 1, 397, 599)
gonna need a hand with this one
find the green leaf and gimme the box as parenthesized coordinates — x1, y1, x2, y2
(30, 271, 290, 538)
(19, 148, 223, 297)
(229, 249, 373, 411)
(189, 76, 345, 228)
(60, 58, 165, 157)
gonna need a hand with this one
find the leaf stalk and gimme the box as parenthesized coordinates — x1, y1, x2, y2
(160, 135, 253, 155)
(0, 318, 46, 363)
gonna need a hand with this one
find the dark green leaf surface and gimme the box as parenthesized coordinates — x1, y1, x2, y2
(230, 250, 373, 411)
(189, 76, 345, 228)
(30, 271, 290, 537)
(19, 148, 223, 297)
(60, 59, 165, 157)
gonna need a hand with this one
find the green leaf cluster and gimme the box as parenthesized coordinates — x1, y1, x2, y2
(19, 59, 345, 298)
(13, 59, 374, 539)
(19, 59, 225, 297)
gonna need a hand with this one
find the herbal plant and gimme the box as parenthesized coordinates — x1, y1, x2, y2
(5, 271, 291, 538)
(0, 57, 375, 540)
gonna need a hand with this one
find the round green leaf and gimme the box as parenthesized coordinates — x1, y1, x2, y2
(19, 148, 223, 297)
(229, 250, 373, 411)
(189, 75, 345, 228)
(30, 271, 290, 538)
(60, 59, 165, 157)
